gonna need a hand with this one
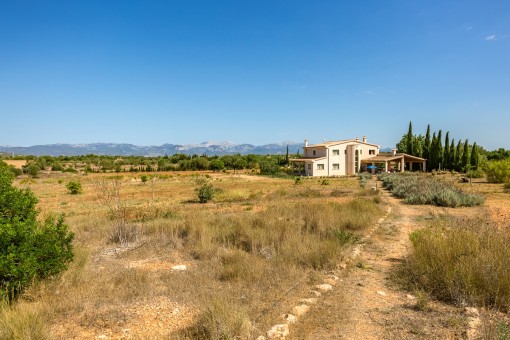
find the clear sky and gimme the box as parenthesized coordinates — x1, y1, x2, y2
(1, 1, 509, 149)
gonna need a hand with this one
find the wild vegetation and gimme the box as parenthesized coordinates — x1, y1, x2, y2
(379, 173, 484, 207)
(396, 122, 482, 172)
(0, 169, 383, 338)
(0, 161, 74, 301)
(397, 217, 510, 311)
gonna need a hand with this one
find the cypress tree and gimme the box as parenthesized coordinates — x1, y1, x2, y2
(470, 142, 479, 170)
(455, 140, 463, 171)
(406, 121, 414, 155)
(462, 139, 470, 172)
(285, 145, 289, 165)
(449, 139, 456, 171)
(444, 131, 450, 170)
(429, 132, 437, 170)
(423, 124, 431, 162)
(437, 130, 443, 170)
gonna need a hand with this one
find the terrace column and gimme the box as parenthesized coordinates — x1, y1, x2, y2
(401, 157, 405, 172)
(385, 161, 388, 172)
(423, 161, 426, 172)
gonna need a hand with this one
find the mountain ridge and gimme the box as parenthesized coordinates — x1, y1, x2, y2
(0, 141, 306, 157)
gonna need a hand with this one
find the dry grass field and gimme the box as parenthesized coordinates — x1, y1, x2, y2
(2, 171, 510, 339)
(1, 171, 385, 339)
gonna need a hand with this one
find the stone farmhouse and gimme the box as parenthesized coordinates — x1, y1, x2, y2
(291, 136, 426, 176)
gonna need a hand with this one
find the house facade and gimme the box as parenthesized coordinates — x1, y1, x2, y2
(291, 136, 380, 176)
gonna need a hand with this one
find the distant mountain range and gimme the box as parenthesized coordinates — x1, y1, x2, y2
(0, 141, 307, 157)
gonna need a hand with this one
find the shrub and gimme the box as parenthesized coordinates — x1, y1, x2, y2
(0, 161, 74, 300)
(359, 172, 372, 188)
(485, 160, 510, 183)
(320, 179, 330, 185)
(399, 219, 510, 310)
(379, 173, 484, 207)
(63, 167, 78, 173)
(65, 181, 82, 194)
(195, 178, 215, 203)
(140, 175, 148, 183)
(294, 177, 303, 185)
(183, 296, 251, 339)
(24, 164, 40, 178)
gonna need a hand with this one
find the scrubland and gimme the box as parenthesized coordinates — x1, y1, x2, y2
(1, 172, 383, 339)
(3, 170, 510, 339)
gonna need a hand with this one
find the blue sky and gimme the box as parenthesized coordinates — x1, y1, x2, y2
(1, 1, 509, 149)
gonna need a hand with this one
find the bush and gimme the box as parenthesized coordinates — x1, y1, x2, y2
(63, 167, 78, 173)
(399, 219, 510, 311)
(24, 164, 40, 178)
(140, 175, 148, 183)
(65, 181, 82, 194)
(485, 160, 510, 183)
(359, 172, 372, 188)
(195, 178, 215, 203)
(0, 161, 74, 300)
(379, 173, 484, 207)
(294, 177, 303, 185)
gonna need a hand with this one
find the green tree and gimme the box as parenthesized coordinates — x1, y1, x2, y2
(470, 142, 480, 170)
(406, 121, 414, 155)
(462, 139, 470, 172)
(449, 139, 455, 171)
(436, 130, 443, 169)
(443, 132, 450, 170)
(423, 124, 431, 162)
(0, 161, 74, 300)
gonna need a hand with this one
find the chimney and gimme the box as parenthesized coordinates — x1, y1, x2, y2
(362, 136, 367, 143)
(304, 139, 308, 147)
(392, 148, 397, 156)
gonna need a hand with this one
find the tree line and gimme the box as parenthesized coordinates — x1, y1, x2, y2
(1, 151, 296, 178)
(396, 122, 481, 172)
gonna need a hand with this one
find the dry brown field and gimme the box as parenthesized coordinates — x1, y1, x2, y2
(3, 160, 27, 169)
(2, 171, 510, 339)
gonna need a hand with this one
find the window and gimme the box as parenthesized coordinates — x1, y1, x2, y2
(369, 149, 376, 155)
(360, 150, 362, 155)
(317, 164, 324, 170)
(312, 150, 316, 156)
(307, 164, 311, 170)
(332, 149, 339, 156)
(332, 163, 340, 170)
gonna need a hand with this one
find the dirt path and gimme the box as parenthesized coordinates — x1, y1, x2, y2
(291, 185, 468, 339)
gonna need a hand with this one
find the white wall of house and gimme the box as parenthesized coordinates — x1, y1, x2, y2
(300, 139, 379, 176)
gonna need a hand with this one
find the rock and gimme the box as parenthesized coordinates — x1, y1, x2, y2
(309, 290, 321, 297)
(300, 298, 317, 305)
(256, 336, 267, 340)
(97, 336, 107, 340)
(172, 265, 187, 271)
(339, 263, 347, 269)
(406, 294, 416, 300)
(465, 307, 480, 317)
(324, 278, 337, 286)
(329, 275, 339, 281)
(316, 284, 333, 292)
(267, 324, 289, 338)
(282, 313, 297, 324)
(292, 304, 311, 316)
(377, 291, 387, 296)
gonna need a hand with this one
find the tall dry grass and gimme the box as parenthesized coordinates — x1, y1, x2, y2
(4, 173, 382, 337)
(398, 218, 510, 311)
